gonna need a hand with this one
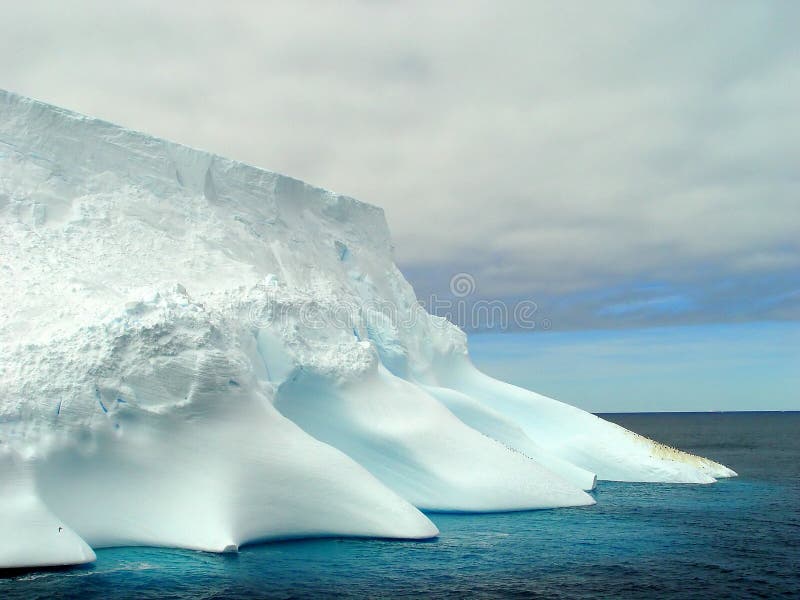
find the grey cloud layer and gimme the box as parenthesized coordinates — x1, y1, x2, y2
(3, 0, 798, 328)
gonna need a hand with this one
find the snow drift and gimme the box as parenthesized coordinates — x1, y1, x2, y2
(0, 90, 734, 569)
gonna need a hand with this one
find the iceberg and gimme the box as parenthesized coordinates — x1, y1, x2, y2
(0, 90, 734, 569)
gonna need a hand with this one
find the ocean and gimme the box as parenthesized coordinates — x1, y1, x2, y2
(2, 412, 798, 599)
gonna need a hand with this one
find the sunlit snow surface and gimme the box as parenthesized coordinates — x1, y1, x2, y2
(0, 90, 734, 568)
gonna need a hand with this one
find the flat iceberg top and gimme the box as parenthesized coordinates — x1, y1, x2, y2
(0, 91, 733, 570)
(0, 89, 384, 223)
(0, 89, 391, 338)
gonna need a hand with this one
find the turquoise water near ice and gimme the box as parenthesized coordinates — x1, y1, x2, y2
(2, 412, 798, 599)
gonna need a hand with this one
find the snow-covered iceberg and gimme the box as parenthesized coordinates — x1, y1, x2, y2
(0, 90, 734, 569)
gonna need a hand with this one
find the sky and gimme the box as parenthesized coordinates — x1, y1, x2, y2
(1, 1, 797, 410)
(469, 323, 800, 412)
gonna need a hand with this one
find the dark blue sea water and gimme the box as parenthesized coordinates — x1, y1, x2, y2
(3, 412, 798, 599)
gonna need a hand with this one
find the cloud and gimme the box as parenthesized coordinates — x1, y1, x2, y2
(2, 0, 798, 329)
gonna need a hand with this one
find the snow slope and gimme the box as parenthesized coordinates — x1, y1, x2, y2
(0, 90, 733, 568)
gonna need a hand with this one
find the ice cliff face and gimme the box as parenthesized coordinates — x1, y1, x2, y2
(0, 90, 735, 568)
